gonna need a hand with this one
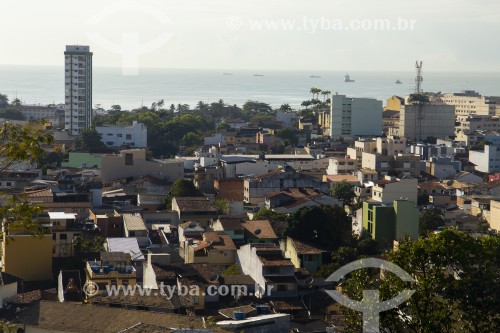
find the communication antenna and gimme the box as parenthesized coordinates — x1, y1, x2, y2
(415, 61, 423, 94)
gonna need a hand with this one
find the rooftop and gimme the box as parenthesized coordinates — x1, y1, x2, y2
(242, 220, 277, 239)
(289, 237, 327, 255)
(123, 213, 147, 231)
(173, 197, 218, 213)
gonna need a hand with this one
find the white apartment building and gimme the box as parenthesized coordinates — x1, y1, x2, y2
(376, 136, 406, 156)
(16, 105, 64, 126)
(326, 157, 356, 175)
(64, 45, 93, 136)
(440, 90, 500, 118)
(371, 176, 418, 204)
(469, 144, 500, 173)
(399, 104, 455, 141)
(330, 94, 383, 139)
(347, 138, 377, 168)
(96, 121, 148, 148)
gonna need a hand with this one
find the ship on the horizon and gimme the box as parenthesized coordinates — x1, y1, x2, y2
(310, 75, 321, 78)
(344, 74, 355, 82)
(395, 79, 402, 84)
(223, 73, 233, 76)
(253, 74, 264, 77)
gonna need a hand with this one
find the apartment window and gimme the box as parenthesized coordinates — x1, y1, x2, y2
(125, 153, 134, 166)
(60, 233, 67, 240)
(126, 134, 132, 140)
(52, 233, 56, 240)
(117, 134, 123, 137)
(277, 284, 288, 292)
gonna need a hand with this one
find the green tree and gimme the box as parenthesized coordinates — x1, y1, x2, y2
(283, 205, 352, 250)
(221, 263, 242, 276)
(72, 235, 105, 258)
(111, 104, 121, 111)
(242, 100, 272, 113)
(77, 127, 105, 149)
(215, 198, 229, 215)
(419, 207, 444, 236)
(275, 128, 299, 146)
(0, 121, 53, 235)
(279, 103, 292, 112)
(165, 179, 204, 209)
(0, 93, 8, 108)
(253, 208, 287, 236)
(182, 132, 203, 147)
(216, 122, 231, 132)
(330, 181, 355, 206)
(310, 87, 322, 99)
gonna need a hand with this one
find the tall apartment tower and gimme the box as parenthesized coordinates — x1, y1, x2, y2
(64, 45, 93, 136)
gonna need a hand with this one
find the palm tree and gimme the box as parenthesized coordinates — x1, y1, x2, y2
(321, 90, 331, 102)
(310, 87, 322, 99)
(301, 100, 312, 110)
(280, 103, 292, 112)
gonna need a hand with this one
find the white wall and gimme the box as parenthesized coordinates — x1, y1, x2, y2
(96, 121, 147, 148)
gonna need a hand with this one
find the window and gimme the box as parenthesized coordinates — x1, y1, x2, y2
(277, 284, 288, 292)
(60, 233, 67, 240)
(126, 134, 132, 140)
(129, 231, 136, 236)
(117, 134, 122, 137)
(125, 153, 134, 165)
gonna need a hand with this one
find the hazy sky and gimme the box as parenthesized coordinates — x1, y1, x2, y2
(2, 0, 500, 71)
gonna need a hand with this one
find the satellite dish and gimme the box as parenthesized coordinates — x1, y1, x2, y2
(254, 228, 262, 235)
(209, 274, 219, 282)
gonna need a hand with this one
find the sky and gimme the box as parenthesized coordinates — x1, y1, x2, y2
(1, 0, 500, 71)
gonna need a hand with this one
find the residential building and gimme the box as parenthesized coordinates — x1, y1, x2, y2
(0, 272, 20, 307)
(410, 143, 455, 160)
(48, 212, 82, 257)
(326, 157, 356, 175)
(171, 197, 218, 227)
(85, 252, 136, 290)
(425, 157, 462, 180)
(237, 243, 297, 298)
(489, 200, 500, 232)
(384, 95, 405, 111)
(1, 226, 53, 281)
(346, 138, 377, 168)
(211, 217, 244, 242)
(382, 110, 400, 136)
(100, 149, 184, 182)
(183, 232, 237, 270)
(362, 152, 420, 177)
(214, 178, 244, 201)
(370, 176, 418, 204)
(282, 237, 327, 274)
(455, 115, 500, 140)
(330, 94, 383, 139)
(96, 121, 147, 148)
(362, 200, 419, 248)
(399, 103, 455, 141)
(265, 188, 340, 214)
(89, 208, 123, 237)
(122, 213, 149, 247)
(15, 104, 64, 126)
(64, 45, 92, 136)
(242, 220, 278, 244)
(243, 167, 329, 205)
(469, 144, 500, 173)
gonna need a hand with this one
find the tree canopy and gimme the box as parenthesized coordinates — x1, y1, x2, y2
(330, 181, 355, 206)
(283, 205, 352, 250)
(77, 127, 105, 149)
(164, 179, 204, 209)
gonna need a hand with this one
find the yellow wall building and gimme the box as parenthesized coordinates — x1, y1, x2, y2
(2, 234, 53, 281)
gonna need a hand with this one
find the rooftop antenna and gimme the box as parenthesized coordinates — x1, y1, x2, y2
(415, 61, 423, 94)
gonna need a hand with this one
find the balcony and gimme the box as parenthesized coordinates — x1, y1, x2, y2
(86, 261, 136, 279)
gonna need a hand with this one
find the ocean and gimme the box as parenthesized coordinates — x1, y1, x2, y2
(1, 65, 499, 110)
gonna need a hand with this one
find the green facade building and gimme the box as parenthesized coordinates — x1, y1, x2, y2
(362, 200, 419, 249)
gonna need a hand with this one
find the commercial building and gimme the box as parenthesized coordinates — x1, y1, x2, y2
(440, 90, 500, 118)
(399, 104, 455, 141)
(330, 94, 382, 139)
(96, 121, 147, 148)
(64, 45, 93, 136)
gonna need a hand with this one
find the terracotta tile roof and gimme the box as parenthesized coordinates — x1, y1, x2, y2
(323, 175, 360, 183)
(243, 220, 277, 239)
(91, 290, 192, 309)
(26, 188, 52, 198)
(193, 233, 236, 251)
(173, 197, 217, 213)
(270, 299, 305, 312)
(418, 181, 447, 191)
(215, 217, 243, 231)
(252, 169, 285, 180)
(122, 213, 147, 231)
(266, 188, 321, 199)
(16, 290, 42, 304)
(254, 245, 294, 267)
(289, 238, 327, 255)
